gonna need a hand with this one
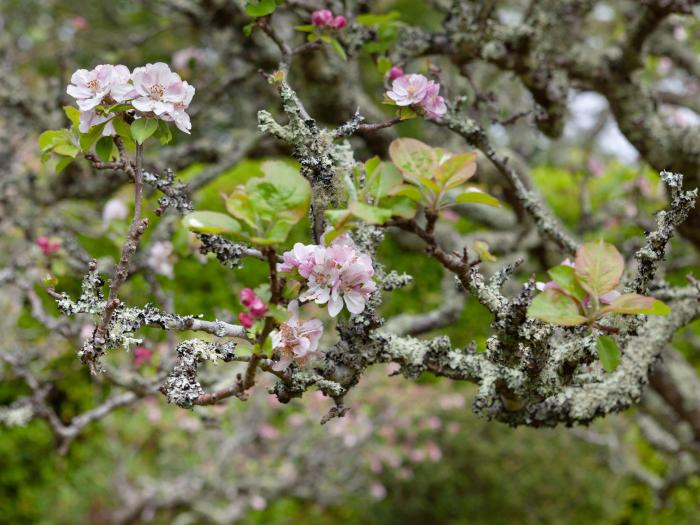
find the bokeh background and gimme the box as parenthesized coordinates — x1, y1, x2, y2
(2, 1, 700, 523)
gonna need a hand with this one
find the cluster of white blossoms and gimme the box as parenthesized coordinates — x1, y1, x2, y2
(66, 62, 194, 135)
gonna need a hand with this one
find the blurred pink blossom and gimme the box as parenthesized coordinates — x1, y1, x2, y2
(387, 66, 404, 82)
(311, 9, 334, 27)
(133, 346, 153, 366)
(370, 482, 387, 500)
(238, 312, 254, 328)
(36, 236, 61, 256)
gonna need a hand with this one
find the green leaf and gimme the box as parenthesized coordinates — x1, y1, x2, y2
(473, 240, 497, 262)
(243, 23, 254, 37)
(437, 152, 477, 188)
(599, 294, 670, 316)
(574, 240, 625, 297)
(53, 143, 80, 158)
(38, 129, 69, 152)
(377, 57, 392, 75)
(547, 265, 586, 302)
(527, 289, 588, 326)
(79, 121, 108, 150)
(294, 24, 315, 32)
(130, 119, 158, 145)
(95, 136, 114, 162)
(349, 201, 393, 224)
(388, 138, 437, 183)
(154, 120, 173, 145)
(596, 336, 620, 373)
(389, 184, 423, 202)
(245, 0, 276, 17)
(385, 196, 416, 219)
(368, 162, 402, 202)
(113, 117, 132, 140)
(325, 209, 352, 227)
(63, 106, 81, 126)
(252, 161, 311, 223)
(455, 189, 501, 208)
(329, 37, 347, 61)
(266, 304, 291, 323)
(183, 211, 242, 235)
(55, 156, 74, 173)
(356, 12, 400, 27)
(398, 106, 417, 120)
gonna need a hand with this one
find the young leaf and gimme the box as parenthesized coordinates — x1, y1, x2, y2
(599, 294, 670, 316)
(596, 336, 620, 373)
(244, 0, 277, 17)
(63, 106, 81, 126)
(55, 157, 74, 173)
(455, 189, 501, 208)
(155, 120, 173, 145)
(183, 211, 242, 235)
(349, 201, 393, 224)
(377, 57, 392, 75)
(528, 289, 588, 326)
(95, 136, 114, 162)
(547, 265, 586, 302)
(574, 240, 625, 297)
(329, 37, 347, 61)
(473, 240, 497, 262)
(389, 184, 423, 202)
(38, 129, 70, 153)
(79, 121, 108, 150)
(130, 119, 158, 145)
(436, 152, 477, 188)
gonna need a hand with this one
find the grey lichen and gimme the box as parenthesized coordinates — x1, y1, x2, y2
(162, 339, 237, 408)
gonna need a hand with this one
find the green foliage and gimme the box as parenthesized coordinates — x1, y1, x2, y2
(388, 138, 500, 213)
(130, 118, 158, 144)
(596, 335, 621, 372)
(325, 157, 415, 242)
(184, 161, 310, 247)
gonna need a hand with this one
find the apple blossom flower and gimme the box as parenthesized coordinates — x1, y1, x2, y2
(386, 74, 429, 106)
(148, 241, 174, 278)
(387, 66, 404, 82)
(160, 80, 195, 134)
(131, 63, 192, 122)
(66, 64, 131, 111)
(271, 301, 323, 371)
(311, 9, 334, 27)
(277, 242, 318, 278)
(420, 80, 446, 118)
(102, 197, 128, 226)
(238, 312, 254, 328)
(283, 235, 377, 317)
(36, 236, 61, 256)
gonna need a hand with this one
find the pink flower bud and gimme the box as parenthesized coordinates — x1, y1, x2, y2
(311, 9, 334, 27)
(332, 15, 347, 29)
(240, 287, 257, 308)
(249, 297, 268, 318)
(133, 346, 153, 366)
(71, 16, 88, 30)
(387, 66, 404, 81)
(238, 312, 254, 328)
(36, 236, 62, 256)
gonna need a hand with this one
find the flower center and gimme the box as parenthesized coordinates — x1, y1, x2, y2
(149, 83, 165, 99)
(406, 85, 416, 96)
(87, 79, 99, 91)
